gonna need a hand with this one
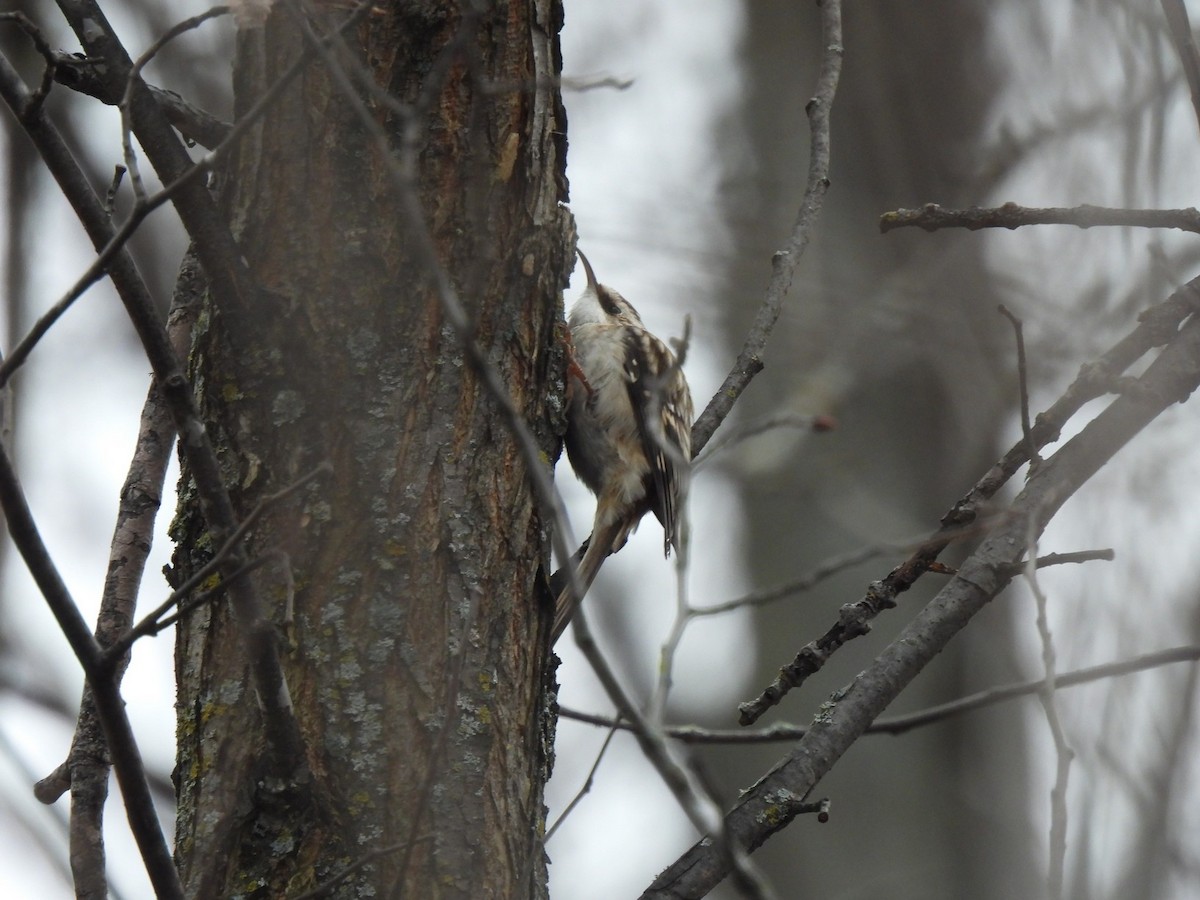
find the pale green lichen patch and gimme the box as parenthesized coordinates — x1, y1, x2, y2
(271, 389, 305, 424)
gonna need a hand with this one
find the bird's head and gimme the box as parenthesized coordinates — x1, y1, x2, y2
(569, 248, 645, 329)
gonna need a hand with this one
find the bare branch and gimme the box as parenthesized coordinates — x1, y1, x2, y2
(1023, 519, 1072, 900)
(53, 53, 232, 149)
(0, 13, 56, 114)
(40, 290, 197, 897)
(569, 600, 777, 899)
(54, 0, 256, 320)
(999, 304, 1041, 468)
(645, 283, 1200, 898)
(689, 0, 844, 455)
(736, 276, 1200, 727)
(880, 202, 1200, 234)
(118, 5, 232, 202)
(694, 540, 917, 618)
(0, 4, 371, 388)
(561, 643, 1200, 744)
(147, 552, 273, 638)
(692, 412, 835, 470)
(0, 444, 182, 900)
(545, 722, 620, 841)
(106, 462, 331, 662)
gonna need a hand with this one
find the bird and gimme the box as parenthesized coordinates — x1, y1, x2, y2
(553, 249, 694, 642)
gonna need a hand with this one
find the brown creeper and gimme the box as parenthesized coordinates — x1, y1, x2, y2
(553, 249, 694, 642)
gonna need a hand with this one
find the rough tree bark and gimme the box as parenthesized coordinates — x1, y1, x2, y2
(168, 2, 569, 897)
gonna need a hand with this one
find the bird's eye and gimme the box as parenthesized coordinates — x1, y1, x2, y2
(597, 288, 623, 317)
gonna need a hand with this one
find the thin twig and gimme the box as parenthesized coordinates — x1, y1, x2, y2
(118, 6, 232, 202)
(561, 642, 1200, 744)
(545, 723, 621, 841)
(1001, 548, 1114, 576)
(571, 597, 778, 899)
(688, 1, 843, 456)
(693, 412, 835, 470)
(561, 74, 634, 91)
(104, 165, 126, 219)
(693, 540, 914, 618)
(646, 279, 1200, 899)
(53, 53, 232, 149)
(289, 836, 434, 900)
(1024, 517, 1073, 900)
(0, 443, 183, 899)
(106, 463, 331, 662)
(0, 13, 56, 115)
(641, 316, 694, 722)
(736, 276, 1200, 727)
(998, 304, 1042, 468)
(118, 552, 270, 652)
(879, 202, 1200, 234)
(0, 3, 371, 388)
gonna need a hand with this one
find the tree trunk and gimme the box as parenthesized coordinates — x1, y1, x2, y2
(169, 3, 568, 896)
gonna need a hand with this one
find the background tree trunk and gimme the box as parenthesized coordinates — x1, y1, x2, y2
(688, 2, 1035, 895)
(169, 3, 569, 896)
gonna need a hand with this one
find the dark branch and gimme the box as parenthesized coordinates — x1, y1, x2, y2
(0, 444, 183, 900)
(118, 6, 232, 200)
(562, 640, 1196, 744)
(106, 462, 331, 662)
(998, 304, 1041, 468)
(4, 33, 314, 778)
(53, 53, 232, 149)
(879, 202, 1200, 234)
(644, 285, 1200, 898)
(736, 276, 1200, 726)
(42, 291, 197, 900)
(0, 13, 56, 114)
(54, 0, 256, 317)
